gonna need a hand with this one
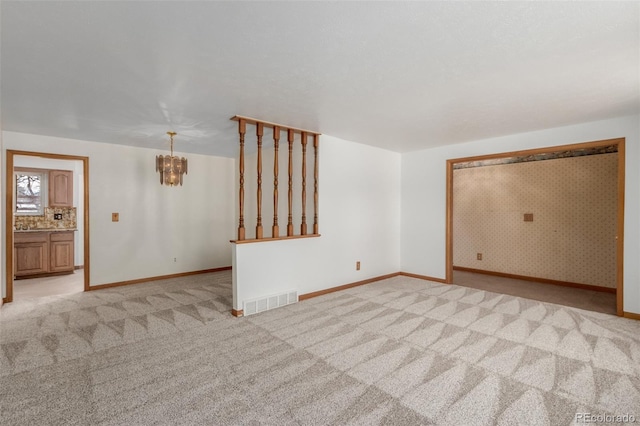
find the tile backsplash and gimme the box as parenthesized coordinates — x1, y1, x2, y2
(15, 207, 77, 230)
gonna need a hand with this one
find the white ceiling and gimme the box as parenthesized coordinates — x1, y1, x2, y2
(1, 1, 638, 157)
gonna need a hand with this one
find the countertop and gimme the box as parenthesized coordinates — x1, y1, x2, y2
(14, 228, 78, 233)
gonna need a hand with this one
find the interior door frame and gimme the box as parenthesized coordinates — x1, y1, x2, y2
(445, 137, 625, 316)
(5, 150, 90, 303)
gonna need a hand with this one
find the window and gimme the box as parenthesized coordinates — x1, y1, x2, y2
(15, 169, 46, 215)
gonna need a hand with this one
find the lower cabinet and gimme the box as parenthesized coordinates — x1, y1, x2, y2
(14, 233, 49, 277)
(14, 231, 74, 278)
(50, 232, 75, 272)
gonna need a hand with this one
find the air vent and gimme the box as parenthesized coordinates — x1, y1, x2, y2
(243, 290, 298, 316)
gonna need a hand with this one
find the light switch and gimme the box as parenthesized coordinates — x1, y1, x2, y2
(524, 213, 533, 222)
(112, 213, 119, 222)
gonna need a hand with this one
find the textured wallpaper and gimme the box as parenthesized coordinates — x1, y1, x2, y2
(453, 153, 617, 288)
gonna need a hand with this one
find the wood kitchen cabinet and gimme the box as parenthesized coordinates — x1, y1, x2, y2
(50, 232, 75, 272)
(49, 170, 73, 207)
(14, 231, 74, 278)
(14, 232, 49, 277)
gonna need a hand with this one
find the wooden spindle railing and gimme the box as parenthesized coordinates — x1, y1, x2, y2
(287, 129, 294, 237)
(313, 134, 319, 235)
(300, 132, 307, 235)
(256, 123, 263, 239)
(238, 119, 246, 241)
(231, 115, 320, 242)
(272, 126, 280, 237)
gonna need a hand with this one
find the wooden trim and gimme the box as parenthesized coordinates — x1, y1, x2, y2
(445, 160, 454, 284)
(6, 150, 90, 304)
(87, 266, 232, 291)
(448, 138, 625, 164)
(74, 265, 84, 270)
(398, 271, 448, 284)
(623, 312, 640, 321)
(238, 119, 246, 241)
(616, 140, 625, 315)
(83, 154, 90, 293)
(231, 115, 321, 136)
(6, 151, 14, 303)
(231, 309, 244, 317)
(453, 266, 617, 294)
(7, 150, 91, 162)
(231, 234, 321, 244)
(445, 138, 626, 316)
(299, 272, 401, 301)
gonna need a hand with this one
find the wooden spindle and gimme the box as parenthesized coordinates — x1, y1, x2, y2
(256, 122, 264, 239)
(287, 129, 294, 236)
(231, 115, 321, 241)
(301, 132, 307, 235)
(272, 126, 280, 237)
(238, 119, 246, 240)
(313, 134, 319, 235)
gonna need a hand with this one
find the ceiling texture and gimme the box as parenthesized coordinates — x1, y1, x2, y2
(1, 1, 639, 158)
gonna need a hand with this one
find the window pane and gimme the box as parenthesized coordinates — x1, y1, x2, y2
(16, 173, 43, 214)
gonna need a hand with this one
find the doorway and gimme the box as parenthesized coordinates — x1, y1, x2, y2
(5, 150, 90, 303)
(446, 138, 625, 316)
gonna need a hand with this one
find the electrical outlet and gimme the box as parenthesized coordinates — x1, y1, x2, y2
(54, 213, 63, 220)
(173, 258, 177, 262)
(477, 253, 482, 260)
(356, 261, 361, 271)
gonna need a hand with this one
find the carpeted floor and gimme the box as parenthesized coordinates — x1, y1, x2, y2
(1, 270, 639, 425)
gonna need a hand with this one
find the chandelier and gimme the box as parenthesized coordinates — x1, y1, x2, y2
(156, 131, 188, 186)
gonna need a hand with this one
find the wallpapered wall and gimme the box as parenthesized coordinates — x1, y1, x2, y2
(453, 153, 617, 288)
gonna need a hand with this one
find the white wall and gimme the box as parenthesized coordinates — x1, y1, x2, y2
(2, 131, 235, 296)
(233, 134, 401, 310)
(13, 156, 85, 266)
(401, 115, 640, 314)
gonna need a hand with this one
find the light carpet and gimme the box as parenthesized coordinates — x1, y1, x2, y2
(1, 271, 639, 425)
